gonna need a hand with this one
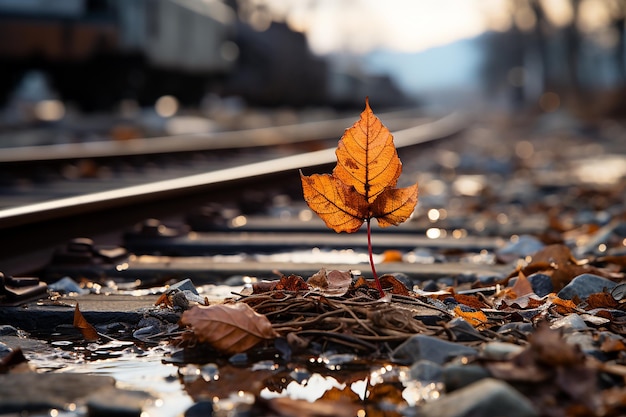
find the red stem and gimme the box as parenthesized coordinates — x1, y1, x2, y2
(367, 219, 385, 297)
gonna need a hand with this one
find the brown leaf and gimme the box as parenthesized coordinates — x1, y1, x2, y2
(300, 173, 368, 233)
(307, 268, 352, 296)
(180, 303, 278, 355)
(509, 272, 534, 298)
(301, 98, 418, 233)
(73, 303, 99, 342)
(352, 274, 409, 295)
(275, 274, 309, 292)
(370, 184, 419, 227)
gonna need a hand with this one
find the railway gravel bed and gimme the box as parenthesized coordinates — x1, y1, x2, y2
(1, 111, 625, 417)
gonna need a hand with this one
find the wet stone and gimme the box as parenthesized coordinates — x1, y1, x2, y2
(0, 373, 115, 413)
(409, 359, 443, 382)
(391, 334, 478, 365)
(557, 274, 618, 300)
(419, 378, 539, 417)
(442, 364, 490, 392)
(185, 400, 215, 417)
(86, 386, 153, 417)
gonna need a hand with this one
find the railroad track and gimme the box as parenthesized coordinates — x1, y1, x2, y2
(0, 111, 469, 278)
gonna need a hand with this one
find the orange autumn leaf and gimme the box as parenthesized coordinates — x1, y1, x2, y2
(73, 303, 99, 342)
(333, 100, 401, 203)
(301, 98, 418, 233)
(453, 305, 488, 327)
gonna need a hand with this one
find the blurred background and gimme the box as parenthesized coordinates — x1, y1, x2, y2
(0, 0, 625, 131)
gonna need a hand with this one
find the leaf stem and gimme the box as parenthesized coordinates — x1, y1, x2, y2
(366, 219, 385, 297)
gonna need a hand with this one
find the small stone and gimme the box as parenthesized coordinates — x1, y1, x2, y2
(564, 332, 604, 361)
(497, 235, 545, 262)
(447, 317, 484, 342)
(550, 314, 589, 333)
(86, 386, 153, 417)
(526, 273, 553, 297)
(48, 276, 89, 295)
(0, 325, 18, 336)
(185, 400, 214, 417)
(498, 322, 534, 336)
(442, 364, 490, 392)
(419, 378, 538, 417)
(481, 342, 524, 361)
(0, 373, 115, 413)
(391, 335, 478, 365)
(170, 278, 199, 295)
(557, 274, 618, 300)
(421, 280, 439, 292)
(389, 272, 412, 289)
(409, 360, 443, 382)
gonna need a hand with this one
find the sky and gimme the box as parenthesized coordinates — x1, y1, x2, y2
(260, 0, 512, 55)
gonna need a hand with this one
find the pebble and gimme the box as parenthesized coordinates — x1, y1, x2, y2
(497, 235, 545, 262)
(391, 335, 478, 365)
(0, 325, 18, 336)
(170, 278, 200, 295)
(497, 322, 534, 336)
(564, 332, 604, 360)
(446, 317, 485, 342)
(526, 273, 554, 297)
(185, 400, 214, 417)
(48, 276, 89, 295)
(0, 373, 115, 413)
(442, 364, 490, 392)
(481, 342, 525, 361)
(557, 273, 618, 300)
(418, 378, 538, 417)
(550, 314, 589, 333)
(409, 360, 443, 382)
(86, 386, 153, 417)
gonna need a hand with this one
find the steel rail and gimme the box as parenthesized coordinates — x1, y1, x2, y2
(0, 112, 467, 274)
(0, 111, 424, 163)
(0, 112, 466, 229)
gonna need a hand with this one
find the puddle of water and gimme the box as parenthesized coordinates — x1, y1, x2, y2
(30, 342, 192, 417)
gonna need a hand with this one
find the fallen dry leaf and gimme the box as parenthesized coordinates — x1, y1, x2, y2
(307, 268, 352, 296)
(180, 303, 278, 355)
(300, 98, 418, 233)
(453, 305, 488, 327)
(73, 303, 99, 342)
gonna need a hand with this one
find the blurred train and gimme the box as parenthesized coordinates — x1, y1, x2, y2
(0, 0, 333, 110)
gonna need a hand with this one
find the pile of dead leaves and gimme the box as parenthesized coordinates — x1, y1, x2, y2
(178, 243, 625, 359)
